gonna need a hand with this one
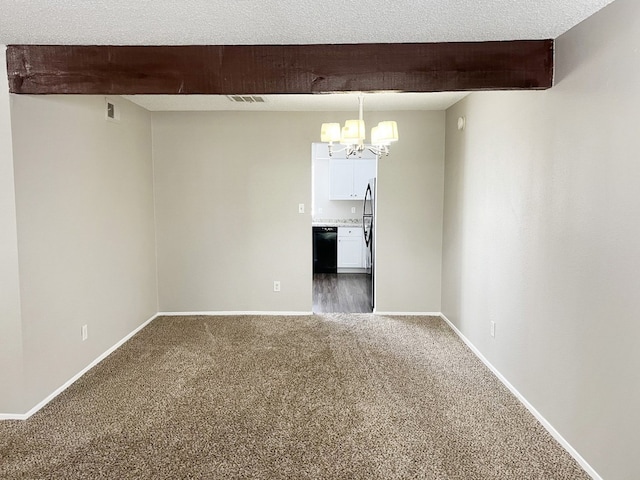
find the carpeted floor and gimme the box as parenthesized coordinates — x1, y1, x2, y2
(0, 314, 590, 479)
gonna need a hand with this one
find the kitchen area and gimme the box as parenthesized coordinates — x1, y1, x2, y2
(311, 143, 377, 313)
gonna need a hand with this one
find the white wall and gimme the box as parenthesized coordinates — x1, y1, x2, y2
(0, 45, 24, 413)
(153, 110, 444, 314)
(442, 1, 640, 478)
(10, 95, 158, 412)
(376, 111, 445, 313)
(153, 111, 313, 313)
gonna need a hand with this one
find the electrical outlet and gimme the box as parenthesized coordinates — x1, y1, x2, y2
(490, 321, 496, 338)
(81, 324, 88, 341)
(298, 203, 305, 214)
(351, 207, 356, 213)
(273, 281, 281, 292)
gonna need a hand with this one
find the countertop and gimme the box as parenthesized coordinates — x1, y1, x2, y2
(312, 218, 362, 227)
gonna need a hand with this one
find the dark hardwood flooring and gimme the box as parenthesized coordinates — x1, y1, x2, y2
(312, 273, 372, 313)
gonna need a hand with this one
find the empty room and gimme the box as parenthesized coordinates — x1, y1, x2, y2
(1, 1, 638, 479)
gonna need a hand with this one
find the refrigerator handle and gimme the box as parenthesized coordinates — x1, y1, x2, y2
(362, 183, 372, 245)
(363, 215, 372, 247)
(362, 184, 372, 219)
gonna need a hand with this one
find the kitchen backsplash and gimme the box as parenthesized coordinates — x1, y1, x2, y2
(312, 218, 363, 226)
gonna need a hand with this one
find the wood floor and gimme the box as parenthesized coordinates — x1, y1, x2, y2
(312, 273, 372, 313)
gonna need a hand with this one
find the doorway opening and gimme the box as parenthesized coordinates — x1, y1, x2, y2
(311, 143, 376, 313)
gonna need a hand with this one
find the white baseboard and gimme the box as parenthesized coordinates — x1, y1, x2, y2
(0, 313, 158, 421)
(0, 412, 28, 421)
(439, 313, 602, 480)
(157, 311, 313, 317)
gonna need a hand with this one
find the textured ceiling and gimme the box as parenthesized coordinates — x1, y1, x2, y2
(0, 0, 615, 45)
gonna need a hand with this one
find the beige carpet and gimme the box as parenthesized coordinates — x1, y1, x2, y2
(0, 314, 589, 479)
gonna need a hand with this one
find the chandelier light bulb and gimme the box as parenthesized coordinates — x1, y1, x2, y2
(341, 120, 365, 145)
(320, 123, 341, 143)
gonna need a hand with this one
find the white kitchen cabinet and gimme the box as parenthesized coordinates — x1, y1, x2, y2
(329, 160, 355, 200)
(330, 158, 376, 200)
(338, 227, 364, 268)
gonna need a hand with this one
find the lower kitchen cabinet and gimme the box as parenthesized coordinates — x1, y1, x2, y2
(337, 227, 364, 268)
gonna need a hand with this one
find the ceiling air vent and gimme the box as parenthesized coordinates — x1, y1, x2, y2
(227, 95, 265, 103)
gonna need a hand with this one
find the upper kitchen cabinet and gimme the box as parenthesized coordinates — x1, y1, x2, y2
(329, 158, 376, 200)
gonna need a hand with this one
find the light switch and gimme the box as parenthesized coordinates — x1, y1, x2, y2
(298, 203, 305, 214)
(351, 207, 356, 213)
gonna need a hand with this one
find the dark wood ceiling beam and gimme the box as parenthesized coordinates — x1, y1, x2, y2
(6, 41, 553, 95)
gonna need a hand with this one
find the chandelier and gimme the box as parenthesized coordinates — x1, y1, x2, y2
(320, 95, 398, 158)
